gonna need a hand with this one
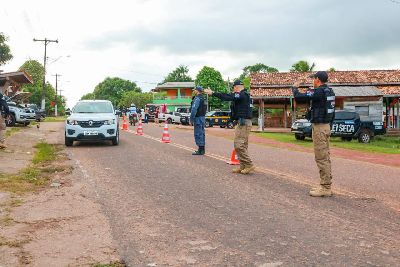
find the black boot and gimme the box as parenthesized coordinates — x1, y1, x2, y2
(192, 146, 205, 155)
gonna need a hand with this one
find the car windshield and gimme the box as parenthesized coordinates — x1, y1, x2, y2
(206, 111, 215, 116)
(73, 102, 114, 113)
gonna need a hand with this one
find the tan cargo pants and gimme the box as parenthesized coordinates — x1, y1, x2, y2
(234, 119, 253, 168)
(0, 115, 6, 144)
(312, 123, 332, 188)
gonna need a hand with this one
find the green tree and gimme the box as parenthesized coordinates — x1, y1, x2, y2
(19, 60, 58, 113)
(92, 77, 141, 106)
(195, 66, 228, 110)
(0, 32, 13, 66)
(80, 92, 95, 100)
(239, 63, 278, 81)
(162, 65, 193, 84)
(119, 91, 153, 109)
(327, 67, 336, 72)
(290, 60, 315, 72)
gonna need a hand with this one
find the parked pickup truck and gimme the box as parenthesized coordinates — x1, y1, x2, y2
(291, 110, 386, 143)
(5, 102, 37, 126)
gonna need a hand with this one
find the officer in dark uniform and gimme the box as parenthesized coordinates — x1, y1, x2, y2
(292, 71, 335, 197)
(205, 80, 255, 174)
(190, 86, 207, 155)
(0, 92, 10, 149)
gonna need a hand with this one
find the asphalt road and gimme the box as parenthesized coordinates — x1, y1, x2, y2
(63, 122, 399, 266)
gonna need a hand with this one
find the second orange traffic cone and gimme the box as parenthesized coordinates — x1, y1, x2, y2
(122, 115, 128, 131)
(161, 123, 171, 143)
(227, 149, 240, 165)
(136, 120, 144, 135)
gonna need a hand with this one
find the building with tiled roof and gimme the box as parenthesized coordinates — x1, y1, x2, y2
(250, 70, 400, 129)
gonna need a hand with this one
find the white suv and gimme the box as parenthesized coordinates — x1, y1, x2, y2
(65, 100, 119, 146)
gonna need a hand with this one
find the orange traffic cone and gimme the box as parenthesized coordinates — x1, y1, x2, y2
(136, 120, 144, 135)
(161, 123, 171, 143)
(227, 149, 240, 165)
(122, 115, 128, 131)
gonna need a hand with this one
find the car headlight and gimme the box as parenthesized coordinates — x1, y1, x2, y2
(104, 119, 115, 125)
(67, 120, 79, 125)
(303, 122, 312, 127)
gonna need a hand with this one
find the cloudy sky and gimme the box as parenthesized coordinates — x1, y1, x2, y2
(1, 0, 400, 107)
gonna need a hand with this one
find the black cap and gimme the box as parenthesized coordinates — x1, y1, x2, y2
(232, 80, 244, 87)
(309, 71, 328, 83)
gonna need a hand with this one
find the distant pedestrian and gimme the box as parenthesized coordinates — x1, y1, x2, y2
(144, 108, 149, 123)
(190, 86, 207, 155)
(155, 107, 160, 124)
(0, 92, 10, 149)
(292, 71, 335, 197)
(205, 80, 254, 174)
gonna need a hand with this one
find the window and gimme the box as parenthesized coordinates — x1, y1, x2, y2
(355, 106, 369, 116)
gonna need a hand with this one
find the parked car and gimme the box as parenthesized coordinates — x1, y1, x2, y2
(64, 100, 119, 146)
(4, 92, 38, 126)
(5, 102, 36, 126)
(291, 110, 386, 143)
(205, 110, 235, 129)
(159, 111, 182, 124)
(25, 103, 46, 121)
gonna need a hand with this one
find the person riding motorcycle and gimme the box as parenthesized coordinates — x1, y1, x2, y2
(127, 104, 138, 126)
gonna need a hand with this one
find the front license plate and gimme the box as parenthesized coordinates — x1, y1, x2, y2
(84, 131, 98, 136)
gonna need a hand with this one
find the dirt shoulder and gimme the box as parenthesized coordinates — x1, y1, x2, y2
(0, 123, 121, 266)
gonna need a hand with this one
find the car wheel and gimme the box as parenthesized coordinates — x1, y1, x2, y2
(205, 120, 211, 128)
(5, 113, 16, 127)
(65, 134, 73, 147)
(220, 125, 226, 128)
(295, 134, 305, 140)
(358, 130, 371, 143)
(227, 122, 234, 129)
(112, 130, 119, 146)
(167, 118, 172, 124)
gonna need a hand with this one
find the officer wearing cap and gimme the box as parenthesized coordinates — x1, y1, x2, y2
(292, 71, 335, 197)
(204, 80, 255, 174)
(190, 86, 207, 155)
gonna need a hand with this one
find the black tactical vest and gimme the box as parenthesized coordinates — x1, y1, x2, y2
(195, 95, 207, 117)
(231, 90, 252, 120)
(309, 85, 335, 123)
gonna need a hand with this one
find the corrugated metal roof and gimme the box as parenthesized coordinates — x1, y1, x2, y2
(0, 71, 33, 85)
(332, 86, 383, 97)
(156, 82, 195, 89)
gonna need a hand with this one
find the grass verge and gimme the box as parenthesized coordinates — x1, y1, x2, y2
(255, 132, 400, 154)
(0, 142, 67, 194)
(44, 116, 66, 122)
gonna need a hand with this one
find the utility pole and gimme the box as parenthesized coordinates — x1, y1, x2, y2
(52, 74, 61, 117)
(33, 38, 58, 111)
